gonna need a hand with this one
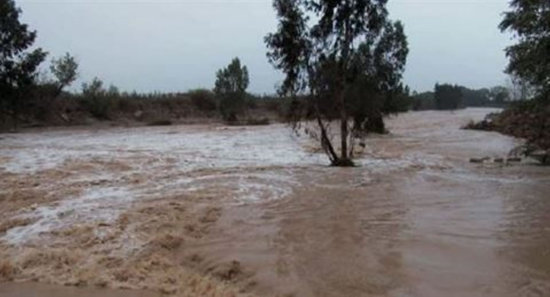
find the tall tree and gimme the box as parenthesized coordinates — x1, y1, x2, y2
(0, 0, 47, 127)
(500, 0, 550, 98)
(498, 0, 550, 160)
(214, 57, 249, 121)
(266, 0, 408, 166)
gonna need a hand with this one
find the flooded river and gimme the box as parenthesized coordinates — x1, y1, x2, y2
(0, 108, 549, 296)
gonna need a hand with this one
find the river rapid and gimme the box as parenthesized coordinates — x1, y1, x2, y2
(0, 108, 548, 297)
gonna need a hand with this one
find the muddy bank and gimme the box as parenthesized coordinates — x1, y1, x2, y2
(465, 100, 550, 164)
(1, 108, 549, 296)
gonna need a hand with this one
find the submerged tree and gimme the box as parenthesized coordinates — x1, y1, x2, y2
(500, 0, 550, 99)
(214, 57, 249, 122)
(0, 0, 47, 127)
(265, 0, 408, 166)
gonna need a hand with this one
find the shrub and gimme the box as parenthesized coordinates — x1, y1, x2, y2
(147, 119, 172, 126)
(188, 89, 217, 112)
(246, 117, 270, 126)
(114, 96, 138, 113)
(219, 92, 246, 122)
(80, 96, 112, 120)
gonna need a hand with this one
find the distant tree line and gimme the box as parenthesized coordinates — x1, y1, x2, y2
(0, 0, 278, 129)
(411, 83, 516, 111)
(0, 1, 288, 129)
(1, 0, 416, 136)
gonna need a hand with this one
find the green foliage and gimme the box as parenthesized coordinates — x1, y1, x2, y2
(246, 117, 270, 126)
(412, 91, 435, 110)
(219, 93, 245, 122)
(214, 58, 249, 121)
(81, 77, 111, 119)
(107, 84, 120, 97)
(0, 0, 47, 127)
(383, 85, 414, 113)
(346, 21, 410, 133)
(460, 87, 490, 107)
(214, 58, 249, 95)
(434, 84, 463, 110)
(492, 1, 550, 155)
(82, 77, 104, 97)
(188, 89, 217, 112)
(414, 85, 512, 111)
(266, 0, 408, 165)
(50, 53, 78, 92)
(500, 0, 550, 97)
(265, 0, 310, 95)
(490, 86, 510, 105)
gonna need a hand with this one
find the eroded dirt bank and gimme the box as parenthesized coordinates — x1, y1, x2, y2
(1, 108, 549, 297)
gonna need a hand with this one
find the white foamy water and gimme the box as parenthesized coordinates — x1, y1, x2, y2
(4, 187, 133, 245)
(0, 124, 321, 244)
(0, 124, 322, 174)
(0, 109, 520, 244)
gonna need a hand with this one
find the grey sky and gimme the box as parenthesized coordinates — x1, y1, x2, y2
(17, 0, 512, 94)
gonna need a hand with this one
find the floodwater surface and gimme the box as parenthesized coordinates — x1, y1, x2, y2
(0, 108, 549, 297)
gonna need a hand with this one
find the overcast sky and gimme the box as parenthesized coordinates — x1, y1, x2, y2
(17, 0, 513, 94)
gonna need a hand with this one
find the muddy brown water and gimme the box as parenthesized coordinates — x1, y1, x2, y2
(0, 282, 160, 297)
(179, 110, 550, 297)
(1, 109, 550, 296)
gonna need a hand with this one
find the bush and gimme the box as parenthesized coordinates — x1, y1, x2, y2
(80, 96, 112, 120)
(435, 83, 463, 110)
(188, 89, 217, 112)
(147, 119, 172, 126)
(264, 98, 282, 112)
(114, 97, 138, 113)
(246, 94, 258, 109)
(246, 117, 270, 126)
(28, 83, 59, 121)
(219, 92, 246, 122)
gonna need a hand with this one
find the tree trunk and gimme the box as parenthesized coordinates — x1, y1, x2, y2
(335, 91, 354, 167)
(340, 115, 348, 160)
(316, 114, 338, 163)
(314, 96, 339, 163)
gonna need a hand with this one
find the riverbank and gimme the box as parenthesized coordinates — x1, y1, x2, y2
(465, 100, 550, 164)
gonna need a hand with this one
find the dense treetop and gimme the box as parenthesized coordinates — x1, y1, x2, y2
(500, 0, 550, 96)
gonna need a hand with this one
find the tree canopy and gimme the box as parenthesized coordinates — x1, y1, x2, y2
(0, 0, 47, 125)
(214, 57, 249, 121)
(434, 84, 463, 110)
(50, 52, 78, 93)
(500, 0, 550, 98)
(214, 57, 249, 96)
